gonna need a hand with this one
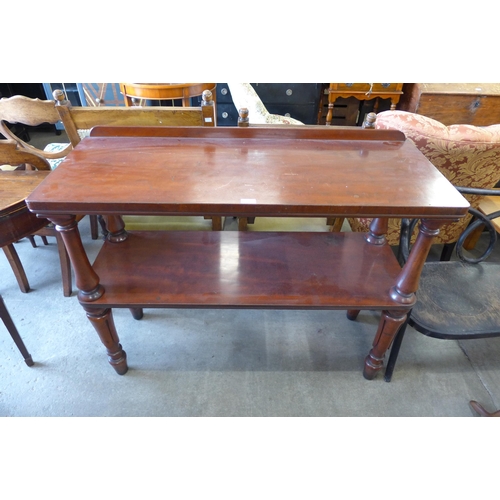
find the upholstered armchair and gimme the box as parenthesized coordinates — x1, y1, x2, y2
(344, 111, 500, 260)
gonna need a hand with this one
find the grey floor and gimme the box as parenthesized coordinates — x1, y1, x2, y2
(1, 130, 499, 417)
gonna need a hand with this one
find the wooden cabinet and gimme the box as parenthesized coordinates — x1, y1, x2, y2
(398, 83, 500, 125)
(326, 83, 404, 125)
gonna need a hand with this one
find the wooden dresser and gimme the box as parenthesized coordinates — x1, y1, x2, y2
(398, 83, 500, 125)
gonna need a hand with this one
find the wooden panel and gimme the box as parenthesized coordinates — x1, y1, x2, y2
(89, 231, 406, 310)
(68, 106, 205, 129)
(398, 83, 500, 126)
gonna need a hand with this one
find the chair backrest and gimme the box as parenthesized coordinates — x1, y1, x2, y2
(0, 140, 51, 171)
(119, 83, 216, 107)
(0, 94, 72, 161)
(53, 88, 216, 147)
(375, 110, 500, 243)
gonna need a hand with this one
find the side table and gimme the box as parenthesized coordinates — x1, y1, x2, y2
(326, 83, 403, 125)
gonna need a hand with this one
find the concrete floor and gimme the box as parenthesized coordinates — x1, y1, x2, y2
(2, 212, 500, 417)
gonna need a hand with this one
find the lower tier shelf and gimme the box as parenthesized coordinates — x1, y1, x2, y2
(87, 230, 408, 310)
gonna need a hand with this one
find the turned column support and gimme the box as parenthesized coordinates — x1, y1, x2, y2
(103, 215, 128, 243)
(390, 219, 446, 304)
(363, 218, 447, 379)
(44, 214, 104, 302)
(364, 309, 407, 380)
(83, 305, 128, 375)
(365, 217, 388, 245)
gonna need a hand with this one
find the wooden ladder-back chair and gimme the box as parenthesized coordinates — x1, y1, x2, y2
(0, 93, 99, 240)
(0, 141, 72, 296)
(53, 88, 221, 232)
(336, 111, 500, 261)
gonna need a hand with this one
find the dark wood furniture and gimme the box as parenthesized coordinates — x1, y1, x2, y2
(26, 126, 469, 379)
(325, 84, 403, 125)
(398, 83, 500, 126)
(0, 293, 34, 366)
(1, 141, 71, 296)
(52, 88, 221, 232)
(0, 93, 98, 240)
(384, 186, 500, 382)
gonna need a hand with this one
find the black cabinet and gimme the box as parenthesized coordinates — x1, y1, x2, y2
(251, 83, 321, 124)
(214, 84, 322, 126)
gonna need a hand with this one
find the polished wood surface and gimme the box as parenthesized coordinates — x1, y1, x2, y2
(26, 126, 469, 379)
(52, 89, 219, 230)
(88, 231, 403, 309)
(1, 184, 71, 296)
(27, 127, 468, 219)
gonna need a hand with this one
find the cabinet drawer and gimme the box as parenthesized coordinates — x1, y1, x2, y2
(217, 103, 239, 126)
(216, 84, 233, 104)
(252, 83, 321, 104)
(265, 103, 319, 125)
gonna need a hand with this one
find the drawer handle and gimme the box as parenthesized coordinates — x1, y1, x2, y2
(221, 88, 228, 96)
(222, 112, 229, 118)
(286, 89, 293, 96)
(381, 83, 391, 88)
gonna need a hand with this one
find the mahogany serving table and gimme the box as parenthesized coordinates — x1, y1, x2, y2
(26, 126, 469, 379)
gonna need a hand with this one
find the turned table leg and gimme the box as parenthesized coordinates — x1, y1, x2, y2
(363, 310, 407, 380)
(362, 218, 447, 379)
(83, 306, 128, 375)
(46, 214, 129, 375)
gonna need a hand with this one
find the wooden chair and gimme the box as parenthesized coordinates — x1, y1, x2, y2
(0, 93, 99, 240)
(53, 88, 221, 231)
(382, 185, 500, 382)
(0, 141, 72, 296)
(119, 83, 216, 109)
(0, 293, 34, 366)
(334, 111, 500, 261)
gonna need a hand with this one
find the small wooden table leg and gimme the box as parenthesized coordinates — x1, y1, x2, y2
(83, 306, 128, 375)
(363, 309, 407, 380)
(46, 214, 129, 375)
(0, 294, 34, 366)
(363, 218, 446, 379)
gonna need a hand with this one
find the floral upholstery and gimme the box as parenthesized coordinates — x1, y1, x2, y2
(348, 111, 500, 245)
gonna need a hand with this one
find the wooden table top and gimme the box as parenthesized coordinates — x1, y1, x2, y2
(1, 170, 50, 217)
(25, 126, 469, 219)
